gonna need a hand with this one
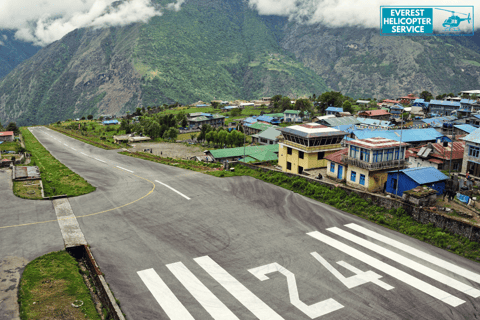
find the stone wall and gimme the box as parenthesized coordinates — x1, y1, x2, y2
(237, 162, 480, 243)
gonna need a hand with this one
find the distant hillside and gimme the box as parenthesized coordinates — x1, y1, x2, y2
(0, 30, 40, 79)
(0, 0, 479, 126)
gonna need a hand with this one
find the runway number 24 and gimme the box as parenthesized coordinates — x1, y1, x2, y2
(248, 252, 393, 319)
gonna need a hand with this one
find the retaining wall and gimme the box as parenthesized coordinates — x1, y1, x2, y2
(237, 162, 480, 243)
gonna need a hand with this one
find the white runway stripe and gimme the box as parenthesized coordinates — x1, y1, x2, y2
(138, 268, 194, 320)
(345, 223, 480, 285)
(94, 158, 106, 163)
(155, 180, 191, 200)
(328, 227, 480, 298)
(116, 166, 134, 173)
(307, 231, 465, 307)
(167, 262, 239, 320)
(195, 256, 284, 320)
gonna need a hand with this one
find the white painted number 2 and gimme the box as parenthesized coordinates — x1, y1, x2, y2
(248, 263, 344, 319)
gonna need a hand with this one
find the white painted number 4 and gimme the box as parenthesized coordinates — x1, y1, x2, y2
(248, 263, 343, 319)
(248, 254, 393, 319)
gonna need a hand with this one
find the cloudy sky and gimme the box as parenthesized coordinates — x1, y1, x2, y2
(248, 0, 478, 31)
(0, 0, 477, 46)
(0, 0, 184, 46)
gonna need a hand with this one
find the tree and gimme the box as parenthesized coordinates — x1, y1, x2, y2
(231, 108, 242, 116)
(218, 130, 227, 147)
(6, 122, 19, 134)
(144, 121, 162, 139)
(419, 91, 433, 102)
(211, 101, 220, 109)
(0, 121, 4, 131)
(226, 131, 234, 147)
(87, 115, 93, 120)
(279, 97, 292, 112)
(190, 133, 197, 141)
(317, 91, 344, 114)
(81, 116, 86, 120)
(168, 127, 178, 140)
(235, 132, 245, 147)
(270, 95, 283, 109)
(181, 117, 188, 128)
(176, 111, 186, 123)
(206, 131, 214, 145)
(342, 100, 354, 114)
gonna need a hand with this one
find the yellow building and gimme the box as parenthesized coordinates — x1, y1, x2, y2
(278, 124, 347, 174)
(343, 138, 409, 192)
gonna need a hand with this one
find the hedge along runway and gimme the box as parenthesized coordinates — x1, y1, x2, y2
(2, 126, 480, 319)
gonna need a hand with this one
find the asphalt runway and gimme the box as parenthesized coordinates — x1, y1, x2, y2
(3, 126, 480, 319)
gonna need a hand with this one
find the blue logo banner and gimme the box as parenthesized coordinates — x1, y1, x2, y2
(381, 6, 474, 36)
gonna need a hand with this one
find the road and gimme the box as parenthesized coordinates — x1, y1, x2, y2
(2, 126, 480, 319)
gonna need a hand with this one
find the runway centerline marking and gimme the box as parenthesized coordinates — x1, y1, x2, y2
(116, 166, 134, 173)
(155, 180, 191, 200)
(94, 158, 106, 163)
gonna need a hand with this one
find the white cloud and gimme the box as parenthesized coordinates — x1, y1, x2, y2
(248, 0, 479, 31)
(0, 0, 185, 46)
(0, 41, 4, 46)
(167, 0, 185, 12)
(2, 35, 7, 41)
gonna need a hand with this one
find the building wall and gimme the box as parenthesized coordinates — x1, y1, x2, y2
(279, 145, 338, 173)
(0, 135, 14, 142)
(408, 156, 439, 170)
(326, 160, 346, 181)
(346, 165, 370, 191)
(386, 174, 445, 196)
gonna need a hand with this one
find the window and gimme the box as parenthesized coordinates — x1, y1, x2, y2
(453, 162, 459, 171)
(287, 162, 292, 170)
(385, 148, 394, 161)
(469, 145, 480, 158)
(318, 152, 325, 160)
(350, 146, 358, 158)
(351, 171, 356, 182)
(298, 166, 304, 174)
(287, 147, 292, 155)
(360, 149, 370, 162)
(373, 150, 383, 162)
(359, 174, 365, 186)
(299, 151, 304, 159)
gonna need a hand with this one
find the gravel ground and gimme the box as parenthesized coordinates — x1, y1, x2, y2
(129, 142, 206, 159)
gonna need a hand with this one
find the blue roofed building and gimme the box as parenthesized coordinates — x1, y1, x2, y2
(386, 167, 448, 197)
(460, 99, 480, 112)
(102, 120, 119, 125)
(454, 124, 476, 136)
(428, 100, 461, 116)
(461, 128, 480, 178)
(353, 128, 444, 147)
(356, 118, 393, 129)
(326, 107, 343, 116)
(389, 105, 404, 118)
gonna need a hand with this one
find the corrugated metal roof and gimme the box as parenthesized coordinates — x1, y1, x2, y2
(358, 110, 390, 116)
(0, 131, 14, 136)
(102, 120, 119, 125)
(256, 115, 275, 123)
(429, 100, 461, 107)
(395, 167, 448, 185)
(322, 116, 360, 127)
(326, 107, 343, 112)
(421, 116, 456, 124)
(325, 148, 348, 164)
(279, 125, 347, 139)
(460, 99, 477, 104)
(264, 113, 284, 118)
(462, 128, 480, 144)
(347, 137, 409, 149)
(357, 118, 393, 127)
(333, 124, 355, 133)
(248, 122, 276, 131)
(253, 127, 282, 141)
(454, 124, 476, 134)
(353, 128, 443, 143)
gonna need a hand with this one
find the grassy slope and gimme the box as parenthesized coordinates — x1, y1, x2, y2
(18, 250, 100, 319)
(20, 127, 96, 197)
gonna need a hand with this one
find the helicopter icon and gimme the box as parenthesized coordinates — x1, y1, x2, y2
(435, 8, 471, 31)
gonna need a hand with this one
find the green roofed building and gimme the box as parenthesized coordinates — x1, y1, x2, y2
(244, 122, 277, 135)
(207, 144, 279, 163)
(252, 127, 282, 145)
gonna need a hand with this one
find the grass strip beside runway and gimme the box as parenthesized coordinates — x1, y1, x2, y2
(20, 128, 96, 198)
(18, 250, 101, 320)
(119, 151, 222, 171)
(48, 123, 120, 150)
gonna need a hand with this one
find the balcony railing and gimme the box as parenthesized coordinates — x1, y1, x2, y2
(341, 155, 407, 171)
(283, 140, 342, 152)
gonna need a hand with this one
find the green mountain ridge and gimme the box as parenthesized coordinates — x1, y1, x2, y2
(0, 0, 479, 126)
